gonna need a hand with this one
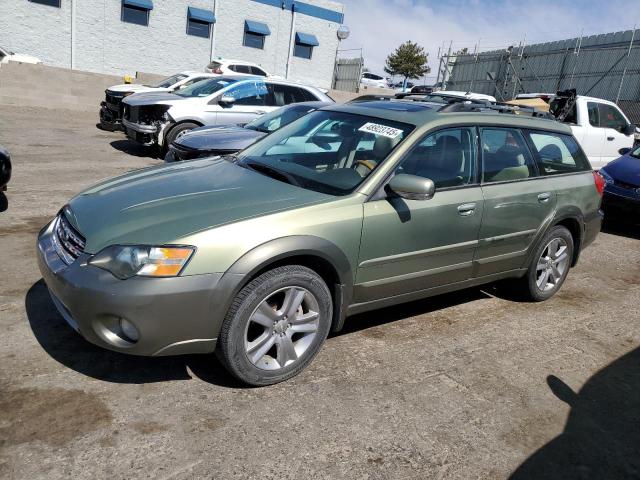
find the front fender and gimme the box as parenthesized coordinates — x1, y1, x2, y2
(208, 236, 354, 337)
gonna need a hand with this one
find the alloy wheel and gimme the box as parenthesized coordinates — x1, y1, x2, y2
(536, 237, 570, 292)
(244, 286, 321, 370)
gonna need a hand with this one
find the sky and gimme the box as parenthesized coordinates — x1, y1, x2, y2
(339, 0, 640, 83)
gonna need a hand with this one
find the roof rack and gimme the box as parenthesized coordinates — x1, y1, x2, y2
(438, 100, 554, 119)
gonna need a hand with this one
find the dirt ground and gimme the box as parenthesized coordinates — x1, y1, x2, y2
(0, 105, 639, 479)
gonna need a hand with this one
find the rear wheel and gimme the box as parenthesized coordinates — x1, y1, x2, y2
(217, 265, 332, 386)
(522, 225, 574, 301)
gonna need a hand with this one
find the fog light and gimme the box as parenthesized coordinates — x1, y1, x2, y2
(119, 318, 139, 343)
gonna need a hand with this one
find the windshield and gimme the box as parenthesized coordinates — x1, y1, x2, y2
(175, 77, 238, 98)
(245, 104, 316, 133)
(631, 144, 640, 158)
(423, 94, 465, 104)
(237, 110, 413, 195)
(151, 73, 188, 88)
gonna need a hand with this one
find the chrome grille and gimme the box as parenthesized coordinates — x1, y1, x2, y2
(53, 213, 86, 265)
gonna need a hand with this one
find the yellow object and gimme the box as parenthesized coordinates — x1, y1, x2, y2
(138, 247, 194, 277)
(123, 74, 134, 84)
(506, 98, 551, 112)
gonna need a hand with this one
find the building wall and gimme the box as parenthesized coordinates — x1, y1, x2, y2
(0, 0, 72, 68)
(0, 0, 344, 89)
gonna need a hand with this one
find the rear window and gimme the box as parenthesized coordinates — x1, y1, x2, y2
(525, 131, 591, 174)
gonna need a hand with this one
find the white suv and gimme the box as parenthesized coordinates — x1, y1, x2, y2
(205, 59, 269, 77)
(360, 72, 388, 89)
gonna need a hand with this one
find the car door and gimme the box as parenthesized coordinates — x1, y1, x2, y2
(598, 103, 633, 164)
(577, 101, 605, 167)
(355, 127, 484, 303)
(475, 127, 556, 277)
(216, 79, 271, 125)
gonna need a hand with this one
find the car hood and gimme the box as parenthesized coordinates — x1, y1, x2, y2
(8, 53, 41, 64)
(602, 154, 640, 187)
(108, 84, 169, 94)
(175, 125, 266, 152)
(123, 92, 189, 106)
(66, 158, 330, 253)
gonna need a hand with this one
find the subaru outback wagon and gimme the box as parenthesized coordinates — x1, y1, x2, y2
(37, 100, 603, 385)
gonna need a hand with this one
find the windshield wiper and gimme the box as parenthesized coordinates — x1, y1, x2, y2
(244, 160, 300, 187)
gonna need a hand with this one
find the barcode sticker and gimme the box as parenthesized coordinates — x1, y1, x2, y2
(358, 122, 403, 139)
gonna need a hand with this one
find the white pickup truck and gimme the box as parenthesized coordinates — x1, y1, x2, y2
(514, 91, 636, 169)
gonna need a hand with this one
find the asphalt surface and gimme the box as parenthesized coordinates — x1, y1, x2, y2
(0, 105, 639, 479)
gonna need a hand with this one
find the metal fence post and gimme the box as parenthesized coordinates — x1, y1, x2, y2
(616, 27, 636, 103)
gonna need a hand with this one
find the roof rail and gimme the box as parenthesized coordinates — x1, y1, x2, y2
(438, 100, 554, 119)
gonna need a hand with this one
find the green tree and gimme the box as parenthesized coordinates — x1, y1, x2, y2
(384, 41, 430, 85)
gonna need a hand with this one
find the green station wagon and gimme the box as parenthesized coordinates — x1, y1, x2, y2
(37, 100, 604, 385)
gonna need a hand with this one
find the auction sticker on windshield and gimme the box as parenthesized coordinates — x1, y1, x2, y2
(358, 122, 403, 139)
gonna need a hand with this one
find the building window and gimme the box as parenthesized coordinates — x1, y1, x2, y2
(121, 0, 153, 27)
(186, 7, 215, 38)
(294, 32, 319, 60)
(29, 0, 61, 6)
(243, 20, 271, 50)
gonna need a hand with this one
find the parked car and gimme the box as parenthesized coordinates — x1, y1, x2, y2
(165, 101, 332, 162)
(417, 91, 497, 103)
(360, 72, 388, 89)
(100, 71, 216, 131)
(599, 145, 640, 221)
(38, 99, 603, 385)
(514, 90, 636, 169)
(0, 45, 41, 65)
(122, 76, 332, 153)
(205, 58, 269, 77)
(0, 146, 11, 191)
(393, 81, 415, 93)
(409, 85, 434, 95)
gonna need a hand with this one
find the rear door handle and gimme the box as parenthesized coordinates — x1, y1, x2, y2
(607, 136, 615, 141)
(538, 192, 551, 203)
(457, 203, 476, 216)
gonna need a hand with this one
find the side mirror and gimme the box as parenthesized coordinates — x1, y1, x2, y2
(387, 174, 435, 201)
(218, 95, 236, 107)
(619, 147, 632, 156)
(623, 123, 636, 136)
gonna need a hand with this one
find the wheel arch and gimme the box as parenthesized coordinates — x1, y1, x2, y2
(211, 236, 354, 336)
(162, 119, 204, 146)
(551, 208, 584, 267)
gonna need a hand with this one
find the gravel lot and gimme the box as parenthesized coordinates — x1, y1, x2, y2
(1, 105, 639, 479)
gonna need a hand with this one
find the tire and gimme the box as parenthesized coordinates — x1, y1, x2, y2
(521, 225, 574, 302)
(217, 265, 333, 386)
(161, 122, 199, 156)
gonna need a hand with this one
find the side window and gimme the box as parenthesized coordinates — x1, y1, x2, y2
(481, 128, 537, 183)
(226, 81, 269, 106)
(526, 131, 591, 174)
(397, 128, 477, 189)
(599, 104, 627, 131)
(587, 102, 600, 127)
(250, 66, 267, 76)
(233, 65, 251, 74)
(269, 84, 313, 106)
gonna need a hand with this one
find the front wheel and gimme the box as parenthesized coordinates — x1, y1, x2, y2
(162, 122, 199, 156)
(522, 225, 574, 301)
(217, 265, 333, 386)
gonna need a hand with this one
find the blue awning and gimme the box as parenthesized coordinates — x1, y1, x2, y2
(295, 32, 319, 46)
(123, 0, 153, 10)
(244, 20, 271, 36)
(188, 6, 215, 23)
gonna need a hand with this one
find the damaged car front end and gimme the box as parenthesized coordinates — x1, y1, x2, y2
(122, 102, 173, 146)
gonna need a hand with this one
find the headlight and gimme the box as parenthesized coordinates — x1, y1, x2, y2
(599, 168, 614, 185)
(89, 245, 194, 279)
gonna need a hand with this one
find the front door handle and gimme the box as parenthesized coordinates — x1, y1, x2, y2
(457, 203, 476, 216)
(607, 136, 615, 141)
(538, 192, 551, 203)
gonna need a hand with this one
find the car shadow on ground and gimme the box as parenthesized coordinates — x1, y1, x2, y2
(109, 139, 160, 159)
(26, 280, 495, 387)
(25, 280, 244, 388)
(509, 346, 640, 478)
(602, 219, 640, 241)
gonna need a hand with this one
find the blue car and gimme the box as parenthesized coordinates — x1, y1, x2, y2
(600, 145, 640, 222)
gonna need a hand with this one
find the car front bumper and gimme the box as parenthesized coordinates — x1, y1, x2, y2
(36, 220, 223, 356)
(602, 191, 640, 221)
(99, 102, 123, 131)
